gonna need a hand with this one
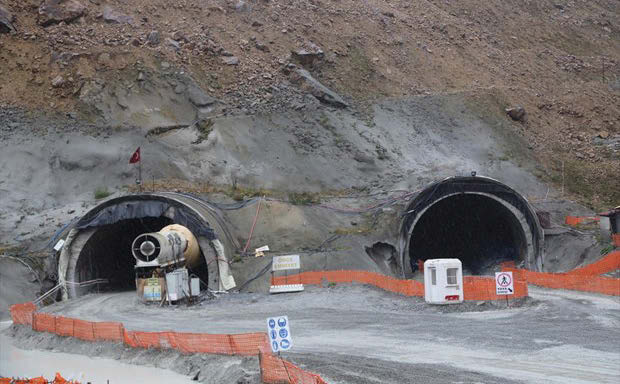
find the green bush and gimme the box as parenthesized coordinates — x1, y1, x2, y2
(94, 187, 112, 200)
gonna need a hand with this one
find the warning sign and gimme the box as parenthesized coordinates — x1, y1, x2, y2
(266, 315, 293, 353)
(495, 272, 514, 296)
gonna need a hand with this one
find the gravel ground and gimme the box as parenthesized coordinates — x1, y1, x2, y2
(22, 284, 620, 383)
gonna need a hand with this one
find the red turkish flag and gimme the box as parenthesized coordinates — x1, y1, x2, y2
(129, 147, 141, 164)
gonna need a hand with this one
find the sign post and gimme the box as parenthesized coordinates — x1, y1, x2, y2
(266, 315, 293, 353)
(495, 271, 514, 307)
(270, 255, 304, 294)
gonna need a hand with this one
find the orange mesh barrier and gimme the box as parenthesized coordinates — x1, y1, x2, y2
(503, 267, 620, 296)
(73, 319, 95, 341)
(260, 350, 327, 384)
(568, 251, 620, 276)
(565, 216, 599, 226)
(0, 373, 80, 384)
(613, 234, 620, 248)
(462, 276, 528, 301)
(55, 316, 74, 337)
(272, 270, 522, 301)
(33, 313, 56, 334)
(93, 322, 124, 342)
(9, 302, 36, 325)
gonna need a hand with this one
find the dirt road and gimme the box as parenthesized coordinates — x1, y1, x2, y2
(33, 285, 620, 384)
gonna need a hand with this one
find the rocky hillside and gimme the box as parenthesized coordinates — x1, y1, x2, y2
(0, 0, 618, 207)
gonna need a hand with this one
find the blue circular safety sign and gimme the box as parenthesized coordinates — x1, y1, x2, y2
(269, 319, 276, 329)
(278, 317, 287, 327)
(280, 339, 290, 349)
(272, 341, 279, 351)
(271, 330, 277, 340)
(279, 328, 288, 338)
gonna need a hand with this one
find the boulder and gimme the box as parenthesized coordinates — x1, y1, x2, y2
(291, 43, 324, 67)
(102, 6, 133, 24)
(505, 106, 526, 121)
(222, 56, 239, 65)
(187, 86, 217, 107)
(146, 30, 160, 46)
(290, 68, 348, 108)
(38, 0, 86, 26)
(0, 3, 15, 34)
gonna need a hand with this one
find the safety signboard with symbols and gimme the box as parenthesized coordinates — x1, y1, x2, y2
(495, 271, 514, 295)
(266, 315, 292, 353)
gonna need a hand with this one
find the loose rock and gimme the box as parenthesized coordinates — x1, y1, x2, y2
(0, 3, 15, 34)
(38, 0, 86, 26)
(290, 68, 348, 108)
(291, 43, 324, 67)
(51, 75, 65, 88)
(102, 6, 133, 24)
(505, 106, 526, 121)
(146, 30, 160, 46)
(222, 56, 239, 65)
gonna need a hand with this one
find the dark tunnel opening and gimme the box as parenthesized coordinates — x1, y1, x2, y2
(409, 194, 526, 275)
(76, 217, 174, 291)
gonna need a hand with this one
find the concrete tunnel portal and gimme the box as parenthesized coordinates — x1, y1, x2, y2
(58, 193, 236, 299)
(399, 176, 544, 277)
(56, 178, 543, 300)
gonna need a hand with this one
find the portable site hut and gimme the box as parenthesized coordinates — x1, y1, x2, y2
(424, 259, 464, 304)
(599, 207, 620, 246)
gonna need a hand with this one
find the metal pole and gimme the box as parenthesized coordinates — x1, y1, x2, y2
(138, 158, 143, 192)
(561, 161, 564, 197)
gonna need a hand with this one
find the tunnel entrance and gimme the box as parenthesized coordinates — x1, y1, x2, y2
(408, 194, 526, 275)
(76, 217, 173, 291)
(400, 176, 544, 278)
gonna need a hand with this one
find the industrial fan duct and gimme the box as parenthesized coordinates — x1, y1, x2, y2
(132, 224, 200, 269)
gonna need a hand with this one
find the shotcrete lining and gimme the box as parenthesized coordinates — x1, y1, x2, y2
(59, 193, 229, 299)
(400, 177, 543, 277)
(409, 193, 527, 274)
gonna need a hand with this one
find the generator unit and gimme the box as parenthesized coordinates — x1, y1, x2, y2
(132, 224, 202, 302)
(132, 224, 200, 276)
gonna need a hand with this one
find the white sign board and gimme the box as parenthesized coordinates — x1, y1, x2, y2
(53, 239, 65, 252)
(272, 255, 301, 271)
(495, 272, 514, 295)
(266, 316, 292, 353)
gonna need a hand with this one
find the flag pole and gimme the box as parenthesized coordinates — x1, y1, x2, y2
(138, 156, 142, 192)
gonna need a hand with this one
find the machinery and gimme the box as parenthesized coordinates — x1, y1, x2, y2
(132, 224, 201, 302)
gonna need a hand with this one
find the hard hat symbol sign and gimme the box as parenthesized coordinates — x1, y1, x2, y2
(497, 273, 512, 287)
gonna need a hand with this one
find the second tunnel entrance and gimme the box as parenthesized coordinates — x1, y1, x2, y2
(400, 176, 543, 277)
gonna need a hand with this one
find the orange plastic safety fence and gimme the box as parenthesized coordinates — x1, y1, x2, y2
(55, 316, 74, 337)
(93, 322, 124, 342)
(9, 302, 36, 325)
(568, 251, 620, 276)
(73, 319, 95, 341)
(565, 216, 599, 226)
(273, 270, 524, 301)
(502, 267, 620, 296)
(33, 313, 56, 334)
(0, 373, 79, 384)
(260, 350, 327, 384)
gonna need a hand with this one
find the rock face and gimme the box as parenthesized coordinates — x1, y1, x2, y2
(0, 3, 15, 34)
(102, 6, 133, 24)
(506, 106, 526, 121)
(290, 68, 348, 108)
(188, 85, 217, 107)
(38, 0, 86, 26)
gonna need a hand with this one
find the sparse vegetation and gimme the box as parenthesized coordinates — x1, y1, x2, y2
(288, 191, 322, 205)
(94, 187, 112, 200)
(192, 119, 214, 144)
